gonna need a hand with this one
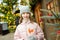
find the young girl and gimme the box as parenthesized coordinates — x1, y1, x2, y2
(14, 6, 44, 40)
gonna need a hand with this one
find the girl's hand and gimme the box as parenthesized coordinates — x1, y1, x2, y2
(27, 36, 37, 40)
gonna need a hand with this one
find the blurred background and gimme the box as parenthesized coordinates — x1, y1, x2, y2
(0, 0, 60, 40)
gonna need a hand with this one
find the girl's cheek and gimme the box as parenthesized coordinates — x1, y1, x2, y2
(22, 15, 29, 18)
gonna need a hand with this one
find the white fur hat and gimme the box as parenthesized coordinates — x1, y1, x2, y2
(17, 5, 33, 16)
(19, 5, 30, 14)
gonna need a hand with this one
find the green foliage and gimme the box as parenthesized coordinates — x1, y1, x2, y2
(3, 0, 17, 6)
(29, 0, 37, 12)
(29, 0, 37, 6)
(20, 0, 28, 5)
(0, 0, 18, 32)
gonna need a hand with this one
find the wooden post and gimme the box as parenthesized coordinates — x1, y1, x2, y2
(34, 3, 41, 24)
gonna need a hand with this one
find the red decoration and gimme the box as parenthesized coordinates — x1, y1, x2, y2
(57, 30, 60, 34)
(28, 28, 34, 34)
(39, 18, 43, 22)
(40, 13, 43, 16)
(48, 13, 52, 16)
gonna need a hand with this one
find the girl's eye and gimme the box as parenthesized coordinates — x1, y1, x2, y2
(22, 12, 29, 14)
(22, 13, 25, 14)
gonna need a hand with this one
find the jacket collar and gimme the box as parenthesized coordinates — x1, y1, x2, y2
(21, 19, 31, 24)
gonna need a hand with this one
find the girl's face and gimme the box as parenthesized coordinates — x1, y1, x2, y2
(22, 12, 30, 19)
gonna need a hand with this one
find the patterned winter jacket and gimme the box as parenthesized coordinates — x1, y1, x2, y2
(14, 20, 44, 40)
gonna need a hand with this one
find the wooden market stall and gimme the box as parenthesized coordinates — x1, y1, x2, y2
(33, 0, 60, 40)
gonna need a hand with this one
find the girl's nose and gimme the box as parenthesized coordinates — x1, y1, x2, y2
(25, 13, 27, 15)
